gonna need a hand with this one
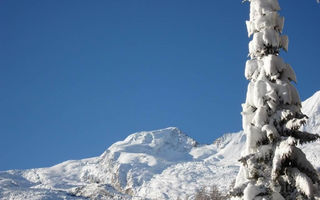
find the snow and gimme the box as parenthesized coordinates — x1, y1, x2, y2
(246, 12, 284, 37)
(276, 79, 292, 105)
(249, 29, 286, 58)
(246, 125, 264, 154)
(247, 0, 288, 59)
(243, 183, 261, 200)
(248, 32, 265, 57)
(262, 55, 285, 80)
(253, 80, 268, 107)
(245, 59, 260, 80)
(262, 124, 279, 141)
(272, 191, 285, 200)
(252, 106, 268, 127)
(263, 28, 281, 48)
(282, 64, 296, 83)
(302, 91, 320, 134)
(1, 92, 320, 199)
(288, 168, 314, 198)
(251, 0, 280, 13)
(272, 137, 296, 180)
(280, 35, 289, 51)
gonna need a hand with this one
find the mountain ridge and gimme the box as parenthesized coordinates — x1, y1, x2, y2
(1, 91, 320, 200)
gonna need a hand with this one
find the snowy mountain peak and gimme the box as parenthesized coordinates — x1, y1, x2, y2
(302, 91, 320, 117)
(213, 131, 246, 150)
(1, 91, 320, 200)
(77, 127, 202, 199)
(302, 91, 320, 134)
(109, 127, 197, 151)
(100, 127, 198, 168)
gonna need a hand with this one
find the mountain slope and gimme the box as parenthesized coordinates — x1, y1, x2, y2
(1, 91, 320, 200)
(302, 91, 320, 134)
(0, 128, 242, 200)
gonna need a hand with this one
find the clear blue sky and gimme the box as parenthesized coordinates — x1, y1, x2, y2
(0, 1, 319, 171)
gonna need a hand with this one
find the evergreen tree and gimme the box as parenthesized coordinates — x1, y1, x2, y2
(231, 0, 320, 199)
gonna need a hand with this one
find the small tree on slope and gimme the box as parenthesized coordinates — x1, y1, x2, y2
(231, 0, 320, 199)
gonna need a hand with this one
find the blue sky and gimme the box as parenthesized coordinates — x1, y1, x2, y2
(0, 1, 319, 171)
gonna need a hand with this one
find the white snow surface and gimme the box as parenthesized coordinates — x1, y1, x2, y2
(1, 91, 320, 200)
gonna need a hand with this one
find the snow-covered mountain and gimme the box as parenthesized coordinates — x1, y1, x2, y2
(1, 91, 320, 200)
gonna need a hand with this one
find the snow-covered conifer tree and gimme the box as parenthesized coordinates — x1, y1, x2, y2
(231, 0, 320, 199)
